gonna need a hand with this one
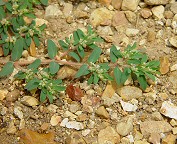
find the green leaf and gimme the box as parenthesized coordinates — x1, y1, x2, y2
(125, 42, 137, 52)
(99, 63, 110, 70)
(40, 89, 47, 102)
(121, 68, 131, 84)
(53, 86, 65, 91)
(25, 36, 31, 46)
(114, 66, 122, 85)
(25, 78, 40, 91)
(102, 73, 113, 81)
(47, 92, 53, 103)
(0, 62, 14, 77)
(69, 52, 80, 62)
(47, 39, 57, 59)
(93, 73, 99, 84)
(58, 40, 69, 51)
(33, 36, 40, 47)
(110, 45, 122, 62)
(73, 31, 80, 43)
(147, 61, 160, 68)
(137, 75, 148, 90)
(38, 24, 46, 31)
(0, 6, 5, 19)
(88, 74, 93, 84)
(5, 2, 12, 12)
(141, 55, 148, 63)
(49, 61, 60, 74)
(51, 79, 62, 85)
(23, 13, 36, 18)
(75, 64, 90, 78)
(76, 29, 85, 39)
(2, 45, 9, 56)
(11, 38, 24, 61)
(145, 72, 156, 81)
(87, 47, 102, 63)
(28, 59, 41, 70)
(127, 59, 141, 65)
(14, 71, 26, 79)
(77, 45, 85, 58)
(40, 0, 48, 5)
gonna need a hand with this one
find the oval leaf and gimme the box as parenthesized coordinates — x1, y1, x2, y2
(75, 64, 90, 78)
(87, 47, 102, 63)
(47, 39, 57, 59)
(27, 59, 41, 70)
(49, 61, 60, 74)
(0, 61, 14, 77)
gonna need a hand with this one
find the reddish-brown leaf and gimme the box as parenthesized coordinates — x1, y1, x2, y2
(19, 128, 56, 144)
(66, 84, 84, 101)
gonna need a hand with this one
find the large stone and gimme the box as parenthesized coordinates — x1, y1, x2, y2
(112, 11, 128, 27)
(111, 0, 122, 10)
(140, 8, 152, 19)
(170, 2, 177, 14)
(151, 5, 165, 20)
(144, 0, 170, 5)
(124, 11, 137, 24)
(117, 86, 142, 101)
(98, 126, 120, 144)
(45, 4, 62, 19)
(21, 96, 39, 107)
(121, 0, 140, 11)
(140, 121, 172, 136)
(63, 3, 73, 17)
(116, 116, 133, 136)
(90, 7, 113, 27)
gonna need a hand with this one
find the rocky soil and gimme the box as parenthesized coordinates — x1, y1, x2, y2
(1, 0, 177, 143)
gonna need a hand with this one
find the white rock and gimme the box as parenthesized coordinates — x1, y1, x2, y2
(50, 115, 61, 126)
(45, 4, 62, 19)
(120, 100, 138, 112)
(160, 101, 177, 120)
(21, 96, 39, 107)
(152, 5, 165, 20)
(171, 64, 177, 71)
(126, 28, 139, 37)
(60, 118, 69, 127)
(14, 107, 23, 119)
(19, 119, 25, 129)
(65, 121, 84, 130)
(82, 129, 91, 136)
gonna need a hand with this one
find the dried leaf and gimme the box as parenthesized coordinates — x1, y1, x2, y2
(19, 128, 56, 144)
(29, 39, 36, 57)
(23, 16, 32, 24)
(0, 47, 3, 56)
(66, 84, 84, 101)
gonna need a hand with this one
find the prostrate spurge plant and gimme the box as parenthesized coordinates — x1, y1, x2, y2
(0, 0, 47, 60)
(0, 25, 160, 103)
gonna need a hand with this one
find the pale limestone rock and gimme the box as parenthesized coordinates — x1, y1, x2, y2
(117, 86, 142, 101)
(98, 126, 120, 144)
(140, 121, 172, 136)
(45, 4, 62, 19)
(50, 115, 61, 126)
(121, 0, 140, 11)
(152, 5, 165, 20)
(21, 96, 39, 107)
(160, 101, 177, 120)
(144, 0, 170, 5)
(90, 7, 113, 27)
